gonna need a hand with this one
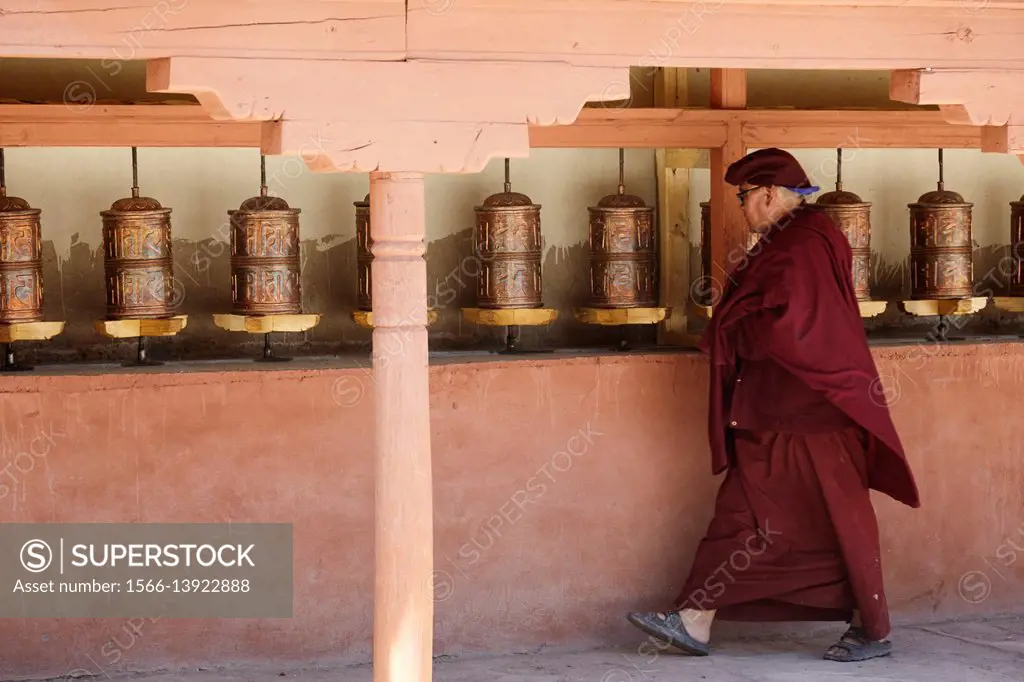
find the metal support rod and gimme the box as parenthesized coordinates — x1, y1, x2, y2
(0, 342, 31, 372)
(260, 154, 268, 197)
(131, 147, 140, 198)
(504, 324, 518, 352)
(835, 147, 843, 192)
(937, 148, 945, 192)
(0, 147, 6, 195)
(256, 332, 291, 362)
(503, 158, 511, 194)
(618, 148, 625, 195)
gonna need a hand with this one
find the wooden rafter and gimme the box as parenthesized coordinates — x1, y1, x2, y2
(0, 105, 985, 152)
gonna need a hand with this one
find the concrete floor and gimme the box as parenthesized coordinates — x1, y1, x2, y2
(47, 615, 1024, 682)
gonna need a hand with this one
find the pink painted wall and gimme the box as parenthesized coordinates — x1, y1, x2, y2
(1, 346, 1022, 678)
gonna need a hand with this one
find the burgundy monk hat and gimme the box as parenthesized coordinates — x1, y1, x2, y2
(725, 148, 819, 195)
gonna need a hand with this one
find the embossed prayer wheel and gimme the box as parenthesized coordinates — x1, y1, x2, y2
(908, 149, 973, 300)
(0, 149, 43, 323)
(355, 193, 372, 311)
(228, 156, 302, 316)
(474, 159, 543, 309)
(810, 148, 872, 301)
(587, 149, 656, 308)
(100, 148, 176, 320)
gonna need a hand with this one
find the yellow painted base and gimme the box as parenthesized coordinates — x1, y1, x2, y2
(692, 301, 886, 321)
(0, 321, 65, 343)
(574, 307, 670, 326)
(351, 309, 439, 329)
(899, 297, 988, 317)
(462, 307, 559, 327)
(859, 300, 888, 318)
(993, 297, 1024, 314)
(95, 315, 188, 339)
(213, 313, 320, 334)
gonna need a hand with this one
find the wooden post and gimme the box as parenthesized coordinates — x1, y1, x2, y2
(369, 171, 434, 682)
(709, 69, 748, 304)
(655, 67, 693, 345)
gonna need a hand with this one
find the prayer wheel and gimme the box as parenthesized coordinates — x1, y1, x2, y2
(228, 156, 302, 316)
(1010, 194, 1024, 295)
(0, 149, 43, 324)
(587, 149, 656, 308)
(355, 193, 372, 311)
(810, 148, 872, 301)
(908, 149, 973, 300)
(474, 159, 543, 309)
(100, 148, 176, 320)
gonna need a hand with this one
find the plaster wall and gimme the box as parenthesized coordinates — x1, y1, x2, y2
(0, 346, 1021, 679)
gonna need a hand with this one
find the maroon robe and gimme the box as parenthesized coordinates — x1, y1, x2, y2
(675, 205, 920, 641)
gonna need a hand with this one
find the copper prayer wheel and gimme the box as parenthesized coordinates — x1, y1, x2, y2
(228, 156, 302, 316)
(355, 193, 372, 311)
(1010, 195, 1024, 295)
(908, 149, 973, 300)
(101, 148, 176, 320)
(0, 149, 43, 324)
(474, 159, 543, 309)
(810, 148, 872, 301)
(587, 149, 656, 308)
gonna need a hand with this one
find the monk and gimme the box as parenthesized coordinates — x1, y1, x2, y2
(626, 148, 920, 662)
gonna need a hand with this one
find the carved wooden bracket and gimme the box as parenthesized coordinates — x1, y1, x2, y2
(891, 69, 1024, 159)
(146, 57, 626, 172)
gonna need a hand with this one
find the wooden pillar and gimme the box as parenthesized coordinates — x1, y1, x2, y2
(369, 171, 434, 682)
(655, 66, 697, 345)
(709, 69, 748, 304)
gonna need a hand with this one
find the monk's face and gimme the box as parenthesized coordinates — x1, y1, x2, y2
(737, 184, 783, 233)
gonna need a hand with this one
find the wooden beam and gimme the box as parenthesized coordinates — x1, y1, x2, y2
(529, 108, 728, 149)
(742, 116, 982, 149)
(145, 56, 628, 172)
(0, 0, 406, 61)
(408, 1, 1024, 70)
(531, 109, 983, 150)
(0, 105, 266, 148)
(5, 0, 1024, 73)
(0, 105, 986, 151)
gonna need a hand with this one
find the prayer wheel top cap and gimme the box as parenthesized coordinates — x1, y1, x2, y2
(107, 195, 165, 212)
(815, 188, 868, 206)
(913, 188, 971, 206)
(236, 194, 294, 212)
(478, 190, 537, 209)
(0, 194, 33, 212)
(595, 191, 647, 209)
(354, 193, 369, 207)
